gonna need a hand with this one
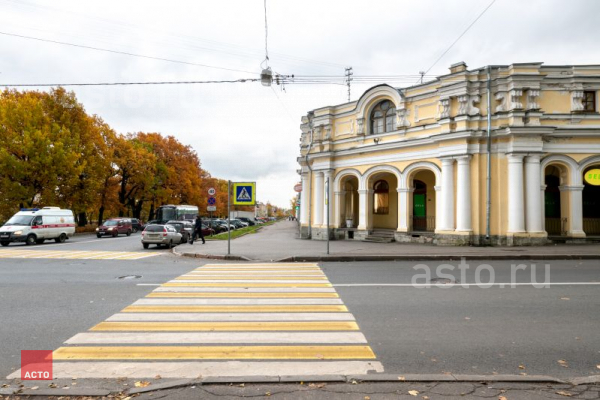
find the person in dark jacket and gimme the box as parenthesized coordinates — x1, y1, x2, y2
(191, 215, 205, 244)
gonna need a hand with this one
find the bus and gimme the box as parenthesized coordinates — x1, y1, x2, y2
(155, 204, 198, 224)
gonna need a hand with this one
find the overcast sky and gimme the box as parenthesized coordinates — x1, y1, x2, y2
(1, 0, 599, 208)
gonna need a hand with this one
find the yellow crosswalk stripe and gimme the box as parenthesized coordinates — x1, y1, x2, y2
(162, 282, 332, 288)
(90, 321, 359, 331)
(146, 292, 339, 298)
(121, 305, 348, 313)
(53, 345, 375, 360)
(175, 276, 328, 280)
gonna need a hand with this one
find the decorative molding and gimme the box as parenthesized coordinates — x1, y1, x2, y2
(457, 95, 469, 115)
(526, 89, 540, 110)
(356, 118, 365, 135)
(510, 89, 523, 110)
(495, 92, 508, 112)
(571, 90, 584, 112)
(468, 95, 481, 116)
(415, 101, 438, 122)
(439, 98, 451, 119)
(396, 108, 411, 128)
(334, 120, 354, 136)
(324, 124, 332, 140)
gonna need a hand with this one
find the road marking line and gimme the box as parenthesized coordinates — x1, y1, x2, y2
(197, 263, 319, 267)
(52, 345, 376, 360)
(121, 305, 348, 313)
(151, 287, 338, 293)
(133, 298, 344, 305)
(162, 283, 332, 288)
(333, 282, 600, 287)
(106, 313, 356, 322)
(176, 276, 328, 280)
(9, 361, 385, 379)
(146, 292, 339, 298)
(90, 321, 360, 331)
(65, 332, 367, 344)
(169, 279, 329, 283)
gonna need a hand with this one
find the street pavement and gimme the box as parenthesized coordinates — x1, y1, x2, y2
(178, 220, 600, 261)
(0, 227, 599, 397)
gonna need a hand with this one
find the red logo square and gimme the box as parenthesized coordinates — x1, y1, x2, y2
(21, 350, 53, 380)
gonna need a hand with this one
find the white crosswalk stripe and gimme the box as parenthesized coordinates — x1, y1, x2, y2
(7, 262, 383, 379)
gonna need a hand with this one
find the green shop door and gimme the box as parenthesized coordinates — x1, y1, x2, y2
(413, 193, 426, 231)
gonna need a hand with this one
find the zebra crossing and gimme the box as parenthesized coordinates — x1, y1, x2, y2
(8, 262, 383, 379)
(0, 249, 161, 260)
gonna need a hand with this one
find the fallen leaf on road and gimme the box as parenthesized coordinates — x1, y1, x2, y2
(556, 390, 573, 397)
(422, 396, 430, 400)
(597, 365, 600, 369)
(30, 386, 38, 390)
(558, 360, 569, 368)
(238, 383, 245, 387)
(1, 384, 9, 388)
(518, 365, 525, 369)
(520, 372, 527, 376)
(408, 390, 419, 396)
(499, 396, 507, 400)
(464, 317, 471, 320)
(154, 375, 162, 380)
(48, 383, 57, 388)
(134, 381, 150, 388)
(398, 376, 406, 381)
(266, 392, 271, 396)
(364, 397, 371, 400)
(351, 380, 358, 385)
(560, 297, 570, 300)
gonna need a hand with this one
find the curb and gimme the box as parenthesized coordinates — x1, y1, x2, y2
(4, 374, 584, 396)
(171, 250, 600, 262)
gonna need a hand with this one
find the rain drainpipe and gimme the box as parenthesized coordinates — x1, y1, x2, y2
(486, 66, 492, 242)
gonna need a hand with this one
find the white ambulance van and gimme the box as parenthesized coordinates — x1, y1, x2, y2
(0, 207, 76, 246)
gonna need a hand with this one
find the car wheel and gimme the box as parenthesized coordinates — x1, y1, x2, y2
(126, 230, 131, 237)
(96, 234, 102, 238)
(143, 243, 149, 249)
(167, 240, 172, 249)
(55, 233, 67, 243)
(1, 242, 9, 247)
(133, 228, 138, 233)
(36, 239, 45, 244)
(26, 235, 36, 246)
(112, 231, 118, 237)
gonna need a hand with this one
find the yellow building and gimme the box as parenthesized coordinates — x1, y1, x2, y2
(297, 62, 600, 245)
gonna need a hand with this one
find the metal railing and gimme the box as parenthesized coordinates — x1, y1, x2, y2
(545, 217, 568, 236)
(583, 218, 600, 235)
(411, 215, 435, 232)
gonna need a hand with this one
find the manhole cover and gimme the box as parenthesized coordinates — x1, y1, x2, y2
(118, 275, 142, 280)
(429, 277, 458, 284)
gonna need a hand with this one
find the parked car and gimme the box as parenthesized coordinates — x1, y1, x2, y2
(230, 219, 247, 229)
(215, 219, 235, 231)
(205, 220, 228, 234)
(96, 218, 132, 238)
(141, 224, 182, 249)
(201, 224, 216, 236)
(238, 217, 256, 226)
(130, 218, 144, 233)
(166, 220, 194, 243)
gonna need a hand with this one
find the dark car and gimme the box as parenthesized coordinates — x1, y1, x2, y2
(130, 218, 144, 233)
(96, 218, 132, 237)
(205, 220, 228, 234)
(238, 217, 256, 226)
(166, 220, 193, 243)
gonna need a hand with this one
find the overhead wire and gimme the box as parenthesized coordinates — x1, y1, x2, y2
(0, 79, 260, 87)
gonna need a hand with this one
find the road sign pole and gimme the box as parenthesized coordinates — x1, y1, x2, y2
(227, 180, 231, 255)
(326, 177, 330, 255)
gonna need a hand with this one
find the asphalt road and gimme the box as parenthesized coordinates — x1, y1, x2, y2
(0, 233, 599, 381)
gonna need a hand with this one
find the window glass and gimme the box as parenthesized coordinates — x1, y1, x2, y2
(373, 180, 389, 214)
(370, 101, 397, 134)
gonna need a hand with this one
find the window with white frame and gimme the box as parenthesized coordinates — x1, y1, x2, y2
(370, 100, 396, 134)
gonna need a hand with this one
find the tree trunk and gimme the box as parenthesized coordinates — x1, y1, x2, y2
(149, 203, 155, 222)
(98, 206, 105, 226)
(77, 212, 87, 227)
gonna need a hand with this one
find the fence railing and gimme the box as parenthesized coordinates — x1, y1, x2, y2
(583, 218, 600, 235)
(411, 215, 435, 232)
(545, 217, 568, 236)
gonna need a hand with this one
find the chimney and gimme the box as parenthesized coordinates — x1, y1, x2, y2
(450, 61, 468, 74)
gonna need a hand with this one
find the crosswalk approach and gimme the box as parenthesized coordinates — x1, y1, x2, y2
(8, 263, 383, 379)
(0, 249, 160, 260)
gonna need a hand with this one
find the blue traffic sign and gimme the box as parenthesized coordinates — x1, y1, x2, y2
(208, 197, 216, 205)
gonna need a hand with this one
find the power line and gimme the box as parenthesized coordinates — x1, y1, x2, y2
(420, 0, 496, 77)
(0, 78, 259, 87)
(0, 31, 257, 75)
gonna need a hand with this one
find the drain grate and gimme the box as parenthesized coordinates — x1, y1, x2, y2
(429, 277, 459, 284)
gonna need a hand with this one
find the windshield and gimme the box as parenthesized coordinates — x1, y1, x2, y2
(168, 223, 182, 232)
(104, 220, 118, 226)
(5, 215, 34, 226)
(157, 207, 177, 222)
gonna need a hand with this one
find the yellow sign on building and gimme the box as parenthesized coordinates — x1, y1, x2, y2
(585, 169, 600, 186)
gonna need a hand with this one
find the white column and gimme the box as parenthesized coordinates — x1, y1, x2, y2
(434, 185, 442, 231)
(565, 185, 586, 237)
(334, 191, 345, 228)
(525, 155, 543, 233)
(314, 171, 324, 226)
(456, 155, 472, 232)
(439, 158, 455, 231)
(397, 188, 409, 232)
(507, 154, 526, 233)
(357, 189, 368, 230)
(299, 173, 309, 225)
(323, 170, 334, 228)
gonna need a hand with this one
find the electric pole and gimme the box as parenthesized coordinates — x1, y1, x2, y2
(345, 67, 353, 102)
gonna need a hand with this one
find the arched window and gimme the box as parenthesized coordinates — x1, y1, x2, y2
(373, 180, 389, 214)
(370, 100, 396, 134)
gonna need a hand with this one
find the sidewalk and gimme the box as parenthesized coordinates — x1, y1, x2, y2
(173, 221, 600, 261)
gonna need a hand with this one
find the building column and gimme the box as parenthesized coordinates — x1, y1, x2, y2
(323, 170, 334, 228)
(525, 154, 543, 233)
(299, 173, 309, 225)
(434, 185, 442, 231)
(507, 154, 526, 233)
(397, 188, 410, 232)
(314, 171, 324, 226)
(562, 185, 586, 237)
(357, 189, 369, 230)
(456, 155, 472, 232)
(439, 158, 455, 231)
(334, 191, 345, 228)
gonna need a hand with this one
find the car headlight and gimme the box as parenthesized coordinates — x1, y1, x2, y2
(95, 228, 99, 231)
(14, 230, 22, 235)
(108, 227, 114, 230)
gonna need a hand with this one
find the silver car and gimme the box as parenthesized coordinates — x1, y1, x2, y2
(141, 224, 182, 249)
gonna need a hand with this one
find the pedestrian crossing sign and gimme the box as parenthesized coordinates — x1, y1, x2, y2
(233, 182, 256, 205)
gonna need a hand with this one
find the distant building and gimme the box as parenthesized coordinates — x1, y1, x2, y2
(297, 62, 600, 245)
(255, 202, 268, 218)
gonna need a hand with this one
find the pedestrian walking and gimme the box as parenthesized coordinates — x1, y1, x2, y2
(191, 215, 205, 244)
